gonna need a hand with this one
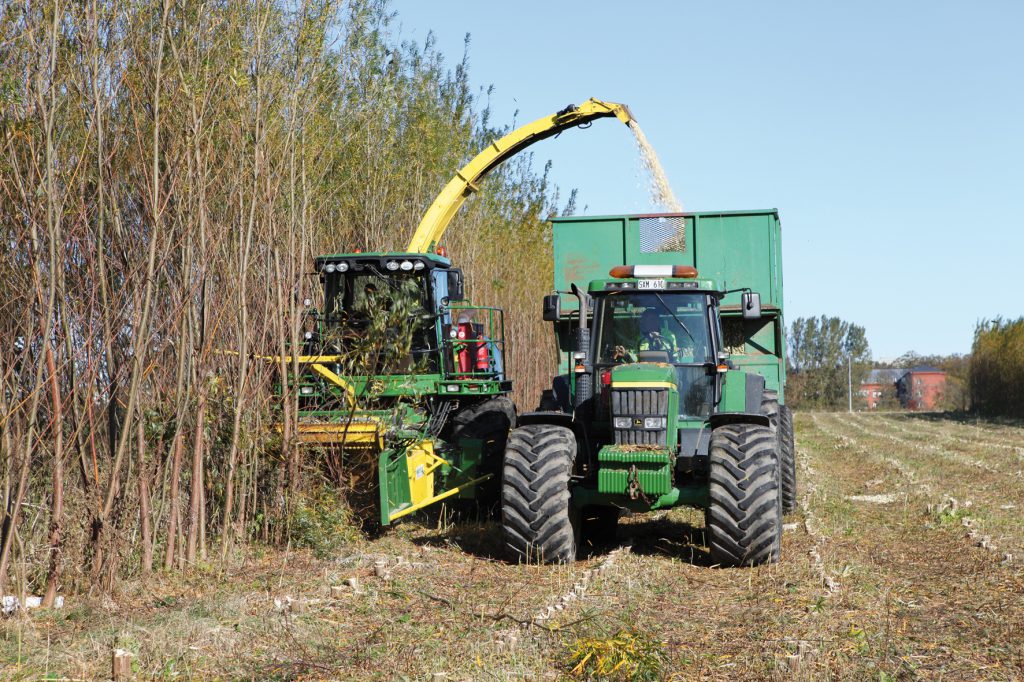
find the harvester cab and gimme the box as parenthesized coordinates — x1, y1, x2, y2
(503, 211, 797, 566)
(289, 249, 513, 525)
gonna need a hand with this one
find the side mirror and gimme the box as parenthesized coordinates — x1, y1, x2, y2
(542, 294, 561, 322)
(741, 291, 762, 320)
(447, 268, 465, 301)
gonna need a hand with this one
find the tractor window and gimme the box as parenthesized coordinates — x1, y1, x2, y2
(594, 292, 713, 365)
(594, 292, 715, 418)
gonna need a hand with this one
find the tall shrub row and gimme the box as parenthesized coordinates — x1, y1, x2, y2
(970, 318, 1024, 417)
(0, 0, 564, 596)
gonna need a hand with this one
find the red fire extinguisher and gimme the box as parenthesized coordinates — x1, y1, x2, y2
(475, 338, 490, 371)
(456, 321, 474, 375)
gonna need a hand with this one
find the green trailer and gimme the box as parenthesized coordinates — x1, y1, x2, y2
(501, 210, 795, 566)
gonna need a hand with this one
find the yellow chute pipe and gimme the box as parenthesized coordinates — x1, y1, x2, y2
(406, 98, 634, 253)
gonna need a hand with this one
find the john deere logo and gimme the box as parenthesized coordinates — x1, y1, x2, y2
(633, 418, 643, 427)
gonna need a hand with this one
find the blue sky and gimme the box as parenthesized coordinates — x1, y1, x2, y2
(390, 0, 1023, 359)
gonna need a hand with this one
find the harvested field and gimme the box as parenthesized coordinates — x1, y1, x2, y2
(3, 412, 1023, 680)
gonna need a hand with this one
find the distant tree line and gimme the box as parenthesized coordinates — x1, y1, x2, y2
(786, 315, 871, 410)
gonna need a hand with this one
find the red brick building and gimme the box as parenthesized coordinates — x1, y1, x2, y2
(860, 366, 947, 410)
(860, 369, 904, 409)
(898, 366, 948, 410)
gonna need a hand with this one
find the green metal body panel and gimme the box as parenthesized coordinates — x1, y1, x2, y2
(718, 369, 750, 413)
(572, 483, 709, 511)
(552, 211, 782, 308)
(378, 438, 485, 526)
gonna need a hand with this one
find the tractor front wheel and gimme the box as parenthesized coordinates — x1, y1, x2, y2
(706, 423, 782, 566)
(500, 424, 578, 564)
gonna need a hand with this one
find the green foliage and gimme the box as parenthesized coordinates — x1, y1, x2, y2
(971, 317, 1024, 417)
(562, 629, 667, 681)
(289, 489, 360, 558)
(787, 315, 871, 409)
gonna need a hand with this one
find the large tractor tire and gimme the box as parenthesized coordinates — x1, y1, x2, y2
(705, 423, 782, 567)
(501, 424, 578, 564)
(444, 396, 516, 510)
(779, 404, 797, 513)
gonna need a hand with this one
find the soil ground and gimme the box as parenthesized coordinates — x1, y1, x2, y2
(2, 412, 1023, 680)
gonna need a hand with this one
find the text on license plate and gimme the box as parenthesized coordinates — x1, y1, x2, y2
(637, 279, 666, 290)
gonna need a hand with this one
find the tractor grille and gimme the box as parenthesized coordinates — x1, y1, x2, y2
(611, 388, 669, 446)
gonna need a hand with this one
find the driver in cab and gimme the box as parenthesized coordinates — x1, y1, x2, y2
(613, 309, 690, 363)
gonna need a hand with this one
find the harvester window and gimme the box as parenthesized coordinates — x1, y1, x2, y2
(321, 270, 437, 373)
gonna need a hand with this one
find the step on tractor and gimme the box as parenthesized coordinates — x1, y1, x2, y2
(280, 99, 636, 526)
(503, 211, 796, 566)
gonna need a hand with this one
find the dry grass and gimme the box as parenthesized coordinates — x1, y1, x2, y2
(3, 413, 1023, 680)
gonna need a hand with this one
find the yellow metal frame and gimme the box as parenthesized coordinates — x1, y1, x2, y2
(407, 98, 634, 253)
(294, 420, 384, 447)
(385, 439, 493, 522)
(612, 381, 677, 390)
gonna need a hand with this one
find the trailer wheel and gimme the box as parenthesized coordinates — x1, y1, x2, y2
(501, 424, 578, 564)
(706, 423, 782, 566)
(760, 390, 780, 435)
(761, 390, 796, 513)
(779, 404, 797, 513)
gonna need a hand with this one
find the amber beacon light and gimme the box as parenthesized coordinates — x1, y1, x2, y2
(609, 265, 698, 278)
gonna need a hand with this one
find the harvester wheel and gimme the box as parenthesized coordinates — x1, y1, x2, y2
(501, 424, 578, 564)
(706, 423, 782, 567)
(779, 405, 797, 513)
(444, 396, 516, 510)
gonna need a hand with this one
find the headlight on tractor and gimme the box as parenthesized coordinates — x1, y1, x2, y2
(643, 417, 667, 430)
(613, 417, 632, 429)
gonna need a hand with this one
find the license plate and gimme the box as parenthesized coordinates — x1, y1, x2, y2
(637, 278, 666, 290)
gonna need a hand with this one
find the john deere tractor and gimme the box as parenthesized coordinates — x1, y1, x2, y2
(502, 211, 796, 566)
(280, 100, 636, 526)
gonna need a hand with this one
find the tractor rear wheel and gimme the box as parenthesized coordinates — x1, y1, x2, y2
(779, 404, 797, 513)
(501, 424, 578, 564)
(705, 423, 782, 566)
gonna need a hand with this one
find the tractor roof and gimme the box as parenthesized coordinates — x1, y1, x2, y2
(588, 278, 722, 294)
